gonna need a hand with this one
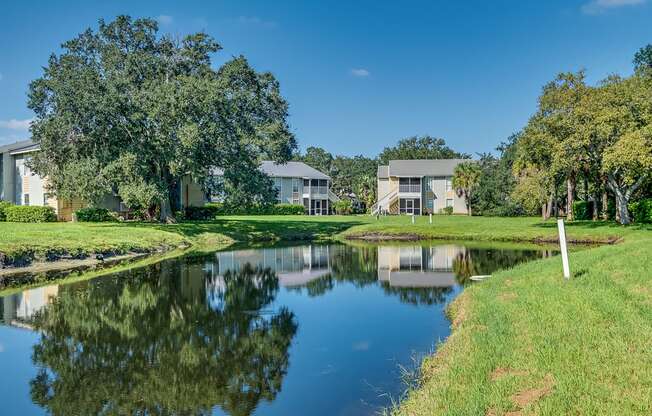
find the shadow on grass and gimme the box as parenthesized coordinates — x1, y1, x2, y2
(125, 217, 365, 243)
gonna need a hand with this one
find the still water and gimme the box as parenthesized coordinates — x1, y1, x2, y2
(0, 242, 554, 415)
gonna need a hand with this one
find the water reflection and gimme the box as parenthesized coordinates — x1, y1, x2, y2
(0, 242, 554, 416)
(25, 262, 297, 416)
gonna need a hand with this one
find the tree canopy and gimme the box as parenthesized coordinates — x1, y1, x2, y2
(28, 15, 296, 221)
(377, 135, 469, 164)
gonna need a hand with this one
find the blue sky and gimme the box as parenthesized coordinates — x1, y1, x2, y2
(1, 0, 651, 156)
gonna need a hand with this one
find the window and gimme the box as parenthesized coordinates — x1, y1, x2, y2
(273, 177, 282, 202)
(399, 177, 421, 193)
(292, 178, 301, 204)
(24, 193, 30, 206)
(445, 177, 452, 192)
(292, 178, 300, 193)
(446, 198, 454, 208)
(43, 193, 50, 206)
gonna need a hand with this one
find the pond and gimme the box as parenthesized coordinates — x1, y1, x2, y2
(0, 242, 555, 415)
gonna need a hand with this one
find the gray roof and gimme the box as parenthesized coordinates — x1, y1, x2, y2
(380, 159, 470, 177)
(212, 161, 330, 180)
(0, 139, 35, 154)
(260, 161, 330, 180)
(377, 165, 389, 179)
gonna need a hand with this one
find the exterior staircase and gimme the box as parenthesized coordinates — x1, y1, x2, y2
(370, 189, 398, 215)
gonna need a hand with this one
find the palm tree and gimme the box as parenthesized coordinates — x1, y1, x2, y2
(452, 161, 481, 216)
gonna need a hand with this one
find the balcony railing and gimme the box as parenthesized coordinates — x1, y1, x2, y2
(399, 184, 421, 193)
(309, 187, 328, 195)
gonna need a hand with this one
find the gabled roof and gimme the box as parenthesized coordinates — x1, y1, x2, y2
(378, 159, 470, 177)
(260, 161, 330, 180)
(377, 165, 389, 179)
(0, 139, 36, 154)
(212, 161, 330, 180)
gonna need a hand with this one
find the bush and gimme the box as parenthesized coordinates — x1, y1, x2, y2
(333, 200, 353, 215)
(439, 206, 453, 215)
(74, 207, 116, 222)
(5, 205, 57, 222)
(183, 203, 305, 220)
(272, 204, 305, 215)
(0, 201, 13, 221)
(629, 198, 652, 223)
(572, 201, 593, 220)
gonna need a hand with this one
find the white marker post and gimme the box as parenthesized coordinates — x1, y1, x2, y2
(429, 213, 432, 224)
(411, 214, 415, 224)
(557, 219, 571, 279)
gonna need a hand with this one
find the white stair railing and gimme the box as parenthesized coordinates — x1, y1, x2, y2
(370, 189, 398, 215)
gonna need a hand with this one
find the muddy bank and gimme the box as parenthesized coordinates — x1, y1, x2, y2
(343, 231, 621, 245)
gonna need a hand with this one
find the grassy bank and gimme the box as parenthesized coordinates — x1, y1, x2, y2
(392, 224, 652, 415)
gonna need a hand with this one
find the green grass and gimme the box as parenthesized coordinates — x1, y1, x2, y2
(390, 222, 652, 415)
(343, 215, 635, 243)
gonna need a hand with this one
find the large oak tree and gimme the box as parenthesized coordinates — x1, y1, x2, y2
(28, 16, 296, 221)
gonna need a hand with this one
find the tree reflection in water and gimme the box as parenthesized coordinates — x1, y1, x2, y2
(29, 259, 297, 416)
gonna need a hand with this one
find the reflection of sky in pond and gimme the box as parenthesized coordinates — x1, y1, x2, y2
(0, 242, 554, 416)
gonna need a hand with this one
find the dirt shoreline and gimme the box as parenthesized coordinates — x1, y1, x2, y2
(343, 231, 621, 245)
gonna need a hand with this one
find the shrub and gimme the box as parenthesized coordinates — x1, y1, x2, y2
(183, 203, 305, 219)
(5, 205, 57, 222)
(0, 201, 13, 221)
(333, 200, 353, 215)
(74, 207, 115, 222)
(571, 201, 593, 221)
(272, 204, 305, 215)
(629, 198, 652, 223)
(439, 206, 453, 215)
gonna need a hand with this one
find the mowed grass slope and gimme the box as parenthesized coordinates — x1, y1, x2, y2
(394, 226, 652, 415)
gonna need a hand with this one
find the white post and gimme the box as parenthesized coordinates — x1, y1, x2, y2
(557, 219, 570, 279)
(429, 213, 432, 224)
(411, 214, 415, 224)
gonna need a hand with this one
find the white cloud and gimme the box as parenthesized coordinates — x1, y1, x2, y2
(582, 0, 645, 14)
(235, 16, 277, 28)
(350, 68, 370, 77)
(352, 341, 370, 351)
(157, 15, 173, 25)
(0, 118, 33, 131)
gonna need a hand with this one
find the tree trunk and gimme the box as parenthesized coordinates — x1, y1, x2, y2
(613, 189, 630, 225)
(601, 176, 609, 220)
(566, 175, 576, 221)
(541, 203, 548, 220)
(592, 193, 599, 220)
(159, 196, 176, 223)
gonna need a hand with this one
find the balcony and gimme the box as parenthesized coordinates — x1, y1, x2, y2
(398, 184, 421, 193)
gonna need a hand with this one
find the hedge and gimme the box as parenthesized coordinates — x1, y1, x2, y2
(183, 203, 305, 220)
(0, 201, 13, 221)
(571, 201, 594, 221)
(5, 205, 57, 222)
(629, 199, 652, 223)
(74, 207, 116, 222)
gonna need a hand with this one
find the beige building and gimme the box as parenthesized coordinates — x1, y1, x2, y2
(373, 159, 469, 215)
(1, 139, 337, 219)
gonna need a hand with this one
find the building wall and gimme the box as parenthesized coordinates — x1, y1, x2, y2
(273, 177, 303, 205)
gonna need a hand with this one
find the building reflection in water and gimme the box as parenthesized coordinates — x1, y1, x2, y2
(377, 245, 463, 288)
(0, 284, 59, 329)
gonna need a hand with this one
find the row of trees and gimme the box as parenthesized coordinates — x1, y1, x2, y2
(509, 49, 652, 224)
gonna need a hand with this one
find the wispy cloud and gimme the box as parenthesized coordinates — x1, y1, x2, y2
(0, 118, 33, 130)
(350, 68, 370, 77)
(234, 16, 277, 29)
(157, 15, 173, 25)
(582, 0, 645, 14)
(352, 341, 370, 351)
